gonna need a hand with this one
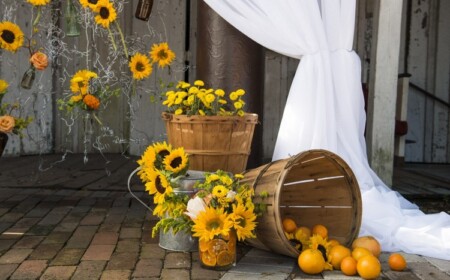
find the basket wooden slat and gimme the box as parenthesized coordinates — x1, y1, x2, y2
(162, 113, 258, 174)
(242, 149, 362, 258)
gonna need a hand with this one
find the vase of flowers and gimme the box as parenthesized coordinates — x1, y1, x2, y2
(161, 80, 258, 174)
(185, 170, 258, 270)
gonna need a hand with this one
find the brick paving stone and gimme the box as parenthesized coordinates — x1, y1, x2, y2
(80, 212, 105, 225)
(0, 227, 28, 240)
(98, 223, 121, 233)
(112, 198, 130, 207)
(0, 223, 12, 235)
(11, 197, 41, 213)
(38, 208, 70, 226)
(65, 225, 98, 249)
(25, 206, 51, 218)
(106, 251, 138, 270)
(29, 243, 63, 260)
(91, 231, 119, 245)
(0, 208, 9, 216)
(160, 268, 190, 280)
(140, 244, 165, 259)
(132, 259, 162, 278)
(81, 245, 115, 261)
(103, 213, 126, 224)
(120, 227, 141, 239)
(40, 265, 76, 280)
(13, 236, 44, 248)
(191, 260, 224, 280)
(69, 205, 91, 214)
(42, 231, 72, 244)
(164, 252, 191, 269)
(100, 269, 131, 280)
(0, 248, 32, 264)
(53, 222, 79, 233)
(116, 239, 140, 253)
(0, 213, 24, 223)
(51, 248, 85, 266)
(0, 240, 15, 253)
(27, 224, 55, 236)
(141, 229, 157, 244)
(10, 260, 47, 280)
(13, 217, 40, 229)
(71, 260, 106, 280)
(78, 197, 97, 206)
(0, 264, 18, 280)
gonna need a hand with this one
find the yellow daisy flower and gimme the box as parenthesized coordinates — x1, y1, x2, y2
(0, 79, 9, 94)
(0, 21, 24, 53)
(129, 53, 152, 80)
(163, 147, 188, 174)
(230, 203, 257, 241)
(192, 207, 234, 242)
(149, 42, 176, 68)
(94, 0, 117, 28)
(27, 0, 50, 6)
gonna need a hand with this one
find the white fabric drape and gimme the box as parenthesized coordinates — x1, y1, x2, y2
(203, 0, 450, 260)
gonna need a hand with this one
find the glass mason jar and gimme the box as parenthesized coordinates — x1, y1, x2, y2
(20, 66, 36, 89)
(65, 0, 80, 37)
(135, 0, 153, 21)
(199, 230, 236, 270)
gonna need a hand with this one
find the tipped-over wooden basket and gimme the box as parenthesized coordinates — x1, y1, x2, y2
(241, 149, 362, 257)
(162, 112, 258, 174)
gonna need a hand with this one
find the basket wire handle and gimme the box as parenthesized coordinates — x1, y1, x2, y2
(127, 166, 154, 212)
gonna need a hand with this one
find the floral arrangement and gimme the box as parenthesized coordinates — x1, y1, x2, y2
(0, 80, 33, 136)
(162, 80, 247, 116)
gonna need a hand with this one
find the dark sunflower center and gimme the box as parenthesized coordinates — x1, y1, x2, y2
(155, 176, 166, 194)
(289, 239, 303, 251)
(237, 217, 246, 227)
(170, 156, 182, 169)
(158, 150, 169, 159)
(1, 30, 15, 44)
(207, 219, 221, 230)
(157, 50, 168, 59)
(88, 0, 98, 4)
(100, 7, 110, 19)
(136, 62, 145, 72)
(317, 245, 327, 261)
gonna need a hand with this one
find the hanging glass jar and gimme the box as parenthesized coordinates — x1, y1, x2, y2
(20, 65, 36, 90)
(0, 132, 8, 157)
(65, 0, 80, 37)
(199, 230, 236, 270)
(135, 0, 153, 21)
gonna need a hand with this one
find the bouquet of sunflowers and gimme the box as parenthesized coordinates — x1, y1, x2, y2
(161, 79, 247, 116)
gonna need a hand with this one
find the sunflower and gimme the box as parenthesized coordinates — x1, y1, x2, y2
(0, 79, 8, 94)
(129, 53, 152, 80)
(137, 145, 157, 178)
(145, 169, 173, 204)
(0, 21, 24, 53)
(229, 203, 256, 241)
(149, 42, 176, 68)
(79, 0, 100, 10)
(83, 94, 100, 110)
(27, 0, 50, 6)
(94, 0, 117, 28)
(70, 70, 97, 95)
(212, 185, 228, 199)
(192, 207, 234, 242)
(163, 147, 188, 174)
(152, 141, 172, 160)
(309, 234, 333, 269)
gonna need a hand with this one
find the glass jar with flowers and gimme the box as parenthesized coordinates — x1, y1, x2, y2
(160, 80, 258, 174)
(185, 170, 258, 270)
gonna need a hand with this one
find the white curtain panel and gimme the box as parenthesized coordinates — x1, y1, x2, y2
(203, 0, 450, 260)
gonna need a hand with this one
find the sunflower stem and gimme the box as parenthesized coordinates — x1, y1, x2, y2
(107, 27, 117, 52)
(32, 6, 41, 30)
(92, 113, 103, 126)
(115, 21, 128, 58)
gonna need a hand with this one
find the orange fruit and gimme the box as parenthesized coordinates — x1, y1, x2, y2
(351, 247, 373, 261)
(312, 224, 328, 238)
(352, 236, 381, 257)
(388, 253, 407, 271)
(295, 226, 311, 240)
(356, 254, 381, 279)
(298, 248, 325, 274)
(208, 239, 228, 256)
(328, 245, 351, 269)
(200, 251, 217, 267)
(340, 256, 357, 276)
(328, 239, 340, 247)
(282, 218, 297, 233)
(216, 250, 234, 266)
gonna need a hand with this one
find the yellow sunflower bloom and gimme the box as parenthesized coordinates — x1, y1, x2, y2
(27, 0, 50, 6)
(145, 169, 172, 204)
(192, 207, 234, 242)
(212, 185, 229, 199)
(163, 147, 188, 174)
(149, 42, 176, 68)
(0, 79, 8, 94)
(94, 0, 117, 28)
(0, 21, 24, 53)
(69, 95, 83, 103)
(129, 53, 152, 80)
(70, 70, 97, 95)
(230, 203, 257, 241)
(152, 141, 172, 160)
(309, 234, 333, 270)
(79, 0, 100, 10)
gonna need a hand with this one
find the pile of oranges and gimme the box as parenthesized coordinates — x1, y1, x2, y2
(282, 217, 407, 279)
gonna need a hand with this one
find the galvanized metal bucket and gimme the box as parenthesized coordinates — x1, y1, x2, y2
(127, 168, 205, 252)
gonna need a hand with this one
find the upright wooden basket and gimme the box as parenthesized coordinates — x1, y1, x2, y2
(162, 112, 258, 174)
(241, 150, 362, 257)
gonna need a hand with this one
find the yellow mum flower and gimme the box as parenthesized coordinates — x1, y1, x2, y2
(174, 108, 183, 115)
(212, 185, 228, 199)
(229, 91, 238, 101)
(215, 89, 225, 97)
(129, 53, 152, 80)
(27, 0, 50, 6)
(0, 21, 24, 53)
(0, 79, 9, 94)
(94, 0, 117, 28)
(70, 95, 83, 103)
(205, 93, 215, 103)
(234, 101, 244, 109)
(194, 80, 204, 86)
(149, 42, 176, 68)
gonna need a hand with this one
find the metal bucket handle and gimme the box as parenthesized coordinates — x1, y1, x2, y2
(127, 166, 154, 212)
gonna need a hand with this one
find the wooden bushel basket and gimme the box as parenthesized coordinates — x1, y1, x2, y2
(162, 112, 258, 174)
(242, 149, 362, 258)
